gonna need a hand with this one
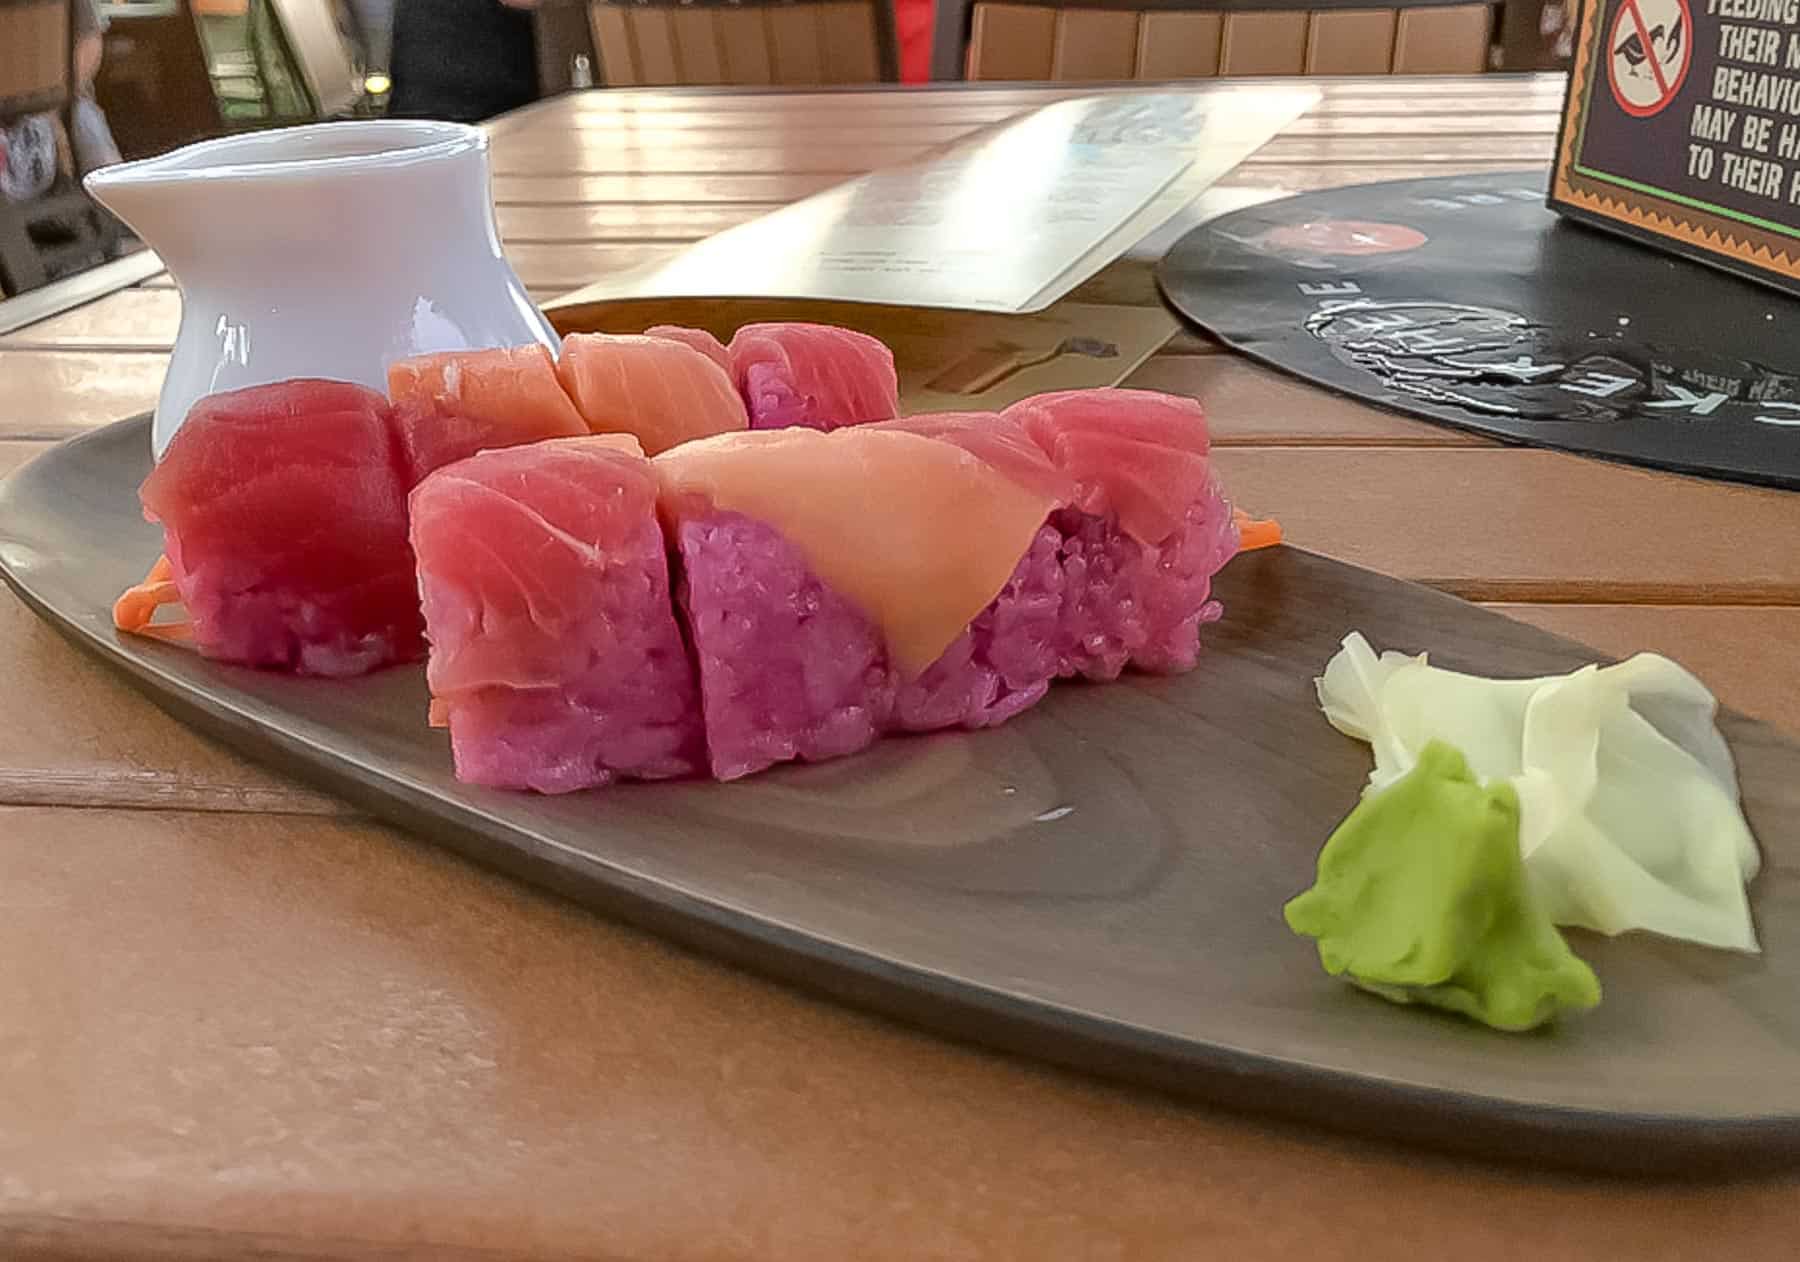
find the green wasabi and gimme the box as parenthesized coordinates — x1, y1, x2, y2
(1285, 740, 1601, 1032)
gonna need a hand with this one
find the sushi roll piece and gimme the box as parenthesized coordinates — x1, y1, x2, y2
(410, 436, 705, 793)
(727, 322, 900, 431)
(655, 427, 1064, 779)
(1003, 389, 1240, 679)
(387, 344, 588, 485)
(556, 332, 749, 455)
(136, 380, 425, 676)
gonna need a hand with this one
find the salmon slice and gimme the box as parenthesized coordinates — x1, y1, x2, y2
(386, 345, 589, 485)
(655, 427, 1060, 675)
(645, 324, 731, 376)
(557, 332, 749, 455)
(868, 411, 1075, 506)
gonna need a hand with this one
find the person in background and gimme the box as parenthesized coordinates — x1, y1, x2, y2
(1, 0, 118, 206)
(387, 0, 542, 123)
(70, 0, 122, 174)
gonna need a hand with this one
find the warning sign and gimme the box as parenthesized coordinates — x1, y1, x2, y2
(1553, 0, 1800, 296)
(1606, 0, 1691, 115)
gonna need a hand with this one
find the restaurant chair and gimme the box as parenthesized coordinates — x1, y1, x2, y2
(536, 0, 602, 94)
(585, 0, 900, 87)
(196, 0, 361, 123)
(265, 0, 360, 114)
(941, 0, 1493, 80)
(0, 0, 117, 296)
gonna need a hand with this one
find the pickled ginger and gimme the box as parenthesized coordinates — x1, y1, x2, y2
(1316, 633, 1762, 953)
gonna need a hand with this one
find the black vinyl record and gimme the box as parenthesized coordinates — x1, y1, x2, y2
(1157, 171, 1800, 490)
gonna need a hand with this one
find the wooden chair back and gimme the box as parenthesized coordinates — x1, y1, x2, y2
(587, 0, 899, 87)
(0, 0, 72, 120)
(266, 0, 361, 115)
(537, 0, 600, 94)
(965, 0, 1492, 79)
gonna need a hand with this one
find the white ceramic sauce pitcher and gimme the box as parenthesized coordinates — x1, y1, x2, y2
(85, 120, 556, 459)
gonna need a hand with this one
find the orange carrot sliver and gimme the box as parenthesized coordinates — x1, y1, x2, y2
(1232, 509, 1283, 552)
(113, 554, 194, 640)
(428, 697, 450, 729)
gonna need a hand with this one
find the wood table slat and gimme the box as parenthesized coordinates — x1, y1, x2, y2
(1486, 603, 1800, 735)
(1124, 355, 1495, 447)
(502, 242, 685, 291)
(1213, 448, 1800, 602)
(0, 594, 350, 815)
(0, 764, 353, 815)
(488, 115, 1557, 177)
(0, 288, 183, 351)
(1252, 135, 1555, 162)
(487, 137, 1556, 178)
(524, 96, 1559, 132)
(506, 115, 1005, 141)
(488, 141, 943, 176)
(494, 201, 780, 242)
(0, 351, 167, 438)
(1218, 161, 1547, 191)
(490, 171, 848, 205)
(489, 161, 1547, 209)
(0, 440, 50, 478)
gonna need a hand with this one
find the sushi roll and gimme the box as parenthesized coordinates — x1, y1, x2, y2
(410, 436, 705, 793)
(727, 322, 900, 431)
(1004, 389, 1240, 679)
(655, 426, 1063, 779)
(556, 332, 749, 455)
(387, 345, 589, 486)
(136, 380, 425, 676)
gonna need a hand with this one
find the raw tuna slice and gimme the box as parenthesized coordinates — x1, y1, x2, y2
(656, 427, 1064, 779)
(727, 322, 900, 431)
(387, 345, 587, 484)
(645, 325, 731, 376)
(556, 332, 749, 455)
(137, 380, 423, 676)
(1004, 388, 1217, 547)
(1004, 389, 1239, 679)
(410, 437, 705, 793)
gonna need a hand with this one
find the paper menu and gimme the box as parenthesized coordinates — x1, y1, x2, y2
(558, 86, 1317, 315)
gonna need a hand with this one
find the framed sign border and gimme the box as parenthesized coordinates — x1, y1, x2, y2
(1549, 0, 1800, 295)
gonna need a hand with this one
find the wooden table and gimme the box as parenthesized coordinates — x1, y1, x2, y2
(3, 76, 1797, 1260)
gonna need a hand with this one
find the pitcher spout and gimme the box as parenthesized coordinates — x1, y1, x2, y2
(82, 161, 182, 259)
(84, 120, 496, 275)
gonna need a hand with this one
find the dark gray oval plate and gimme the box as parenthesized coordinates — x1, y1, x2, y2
(5, 418, 1800, 1174)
